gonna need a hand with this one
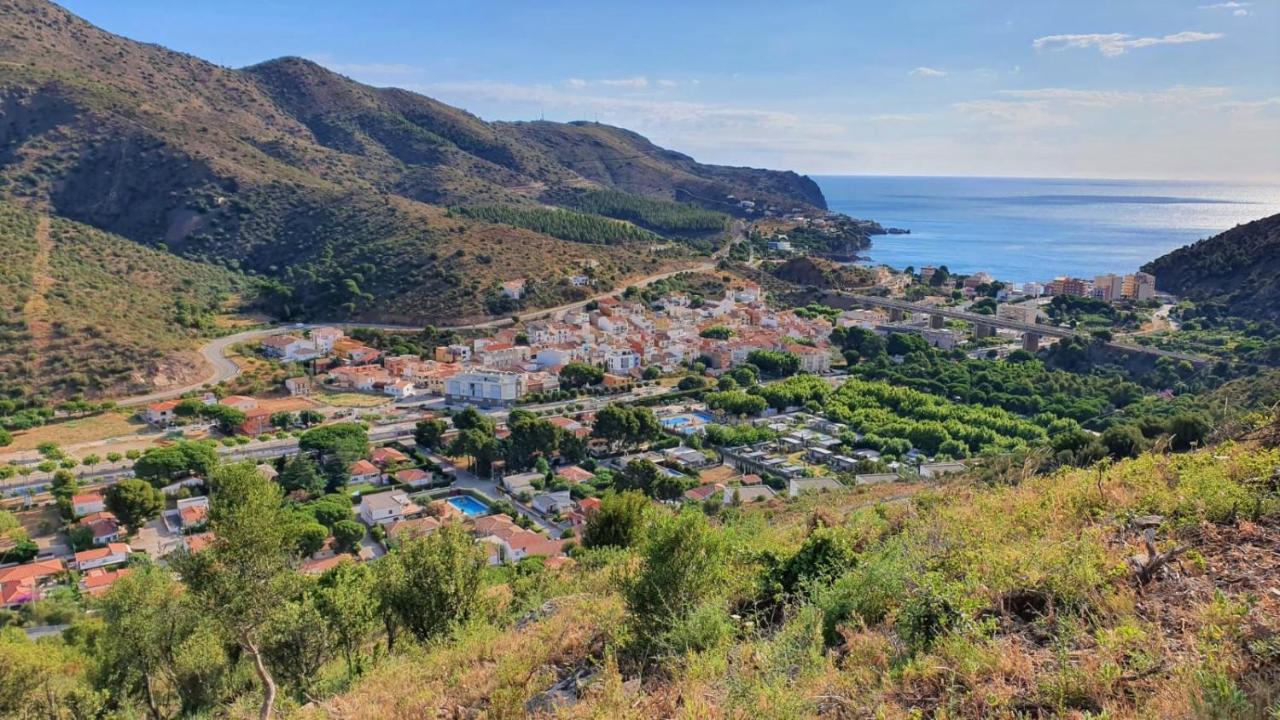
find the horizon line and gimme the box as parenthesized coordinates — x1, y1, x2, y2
(803, 172, 1280, 186)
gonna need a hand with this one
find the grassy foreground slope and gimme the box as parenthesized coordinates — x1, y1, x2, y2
(0, 202, 246, 402)
(310, 442, 1280, 719)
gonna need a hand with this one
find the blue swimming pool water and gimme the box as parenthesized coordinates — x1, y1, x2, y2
(661, 412, 717, 429)
(447, 495, 490, 517)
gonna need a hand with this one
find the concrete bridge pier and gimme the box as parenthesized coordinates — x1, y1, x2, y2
(1022, 332, 1041, 352)
(929, 314, 945, 329)
(889, 307, 905, 322)
(974, 323, 996, 339)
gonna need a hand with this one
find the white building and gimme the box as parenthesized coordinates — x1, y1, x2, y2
(383, 379, 416, 399)
(535, 346, 575, 368)
(359, 491, 418, 526)
(72, 543, 131, 571)
(445, 369, 523, 406)
(260, 335, 319, 362)
(310, 327, 344, 352)
(502, 471, 543, 495)
(531, 491, 573, 515)
(605, 349, 640, 374)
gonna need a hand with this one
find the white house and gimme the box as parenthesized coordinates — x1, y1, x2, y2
(359, 491, 419, 526)
(260, 335, 319, 362)
(310, 327, 345, 352)
(79, 512, 121, 545)
(176, 496, 210, 530)
(531, 491, 572, 515)
(71, 493, 105, 517)
(502, 471, 542, 495)
(143, 400, 178, 426)
(72, 542, 131, 571)
(349, 459, 383, 485)
(383, 379, 416, 399)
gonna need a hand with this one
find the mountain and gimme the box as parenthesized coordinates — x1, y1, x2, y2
(1142, 213, 1280, 323)
(0, 202, 246, 403)
(0, 0, 827, 325)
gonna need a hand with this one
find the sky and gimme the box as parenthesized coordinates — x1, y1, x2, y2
(60, 0, 1280, 182)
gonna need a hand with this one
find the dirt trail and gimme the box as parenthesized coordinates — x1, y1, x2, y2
(21, 214, 53, 357)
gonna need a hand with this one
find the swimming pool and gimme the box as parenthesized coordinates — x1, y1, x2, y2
(446, 495, 490, 517)
(660, 411, 717, 431)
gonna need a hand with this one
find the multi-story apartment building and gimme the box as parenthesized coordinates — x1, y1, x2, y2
(445, 369, 523, 406)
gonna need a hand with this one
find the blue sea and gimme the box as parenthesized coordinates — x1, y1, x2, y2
(815, 176, 1280, 285)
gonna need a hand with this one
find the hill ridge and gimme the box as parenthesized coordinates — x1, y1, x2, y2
(1142, 212, 1280, 323)
(0, 0, 827, 327)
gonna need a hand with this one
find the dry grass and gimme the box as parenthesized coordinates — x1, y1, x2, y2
(206, 444, 1280, 720)
(256, 396, 321, 414)
(3, 409, 148, 452)
(299, 594, 625, 720)
(313, 390, 392, 409)
(696, 465, 741, 485)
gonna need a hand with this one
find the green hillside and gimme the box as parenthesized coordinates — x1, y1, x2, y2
(6, 437, 1279, 718)
(0, 202, 246, 404)
(1142, 213, 1280, 323)
(0, 0, 826, 324)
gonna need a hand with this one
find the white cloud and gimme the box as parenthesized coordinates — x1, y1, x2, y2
(1000, 85, 1228, 107)
(598, 76, 649, 89)
(1217, 96, 1280, 110)
(563, 76, 664, 90)
(1032, 31, 1223, 57)
(1199, 1, 1249, 13)
(909, 66, 948, 77)
(952, 85, 1230, 133)
(951, 100, 1076, 129)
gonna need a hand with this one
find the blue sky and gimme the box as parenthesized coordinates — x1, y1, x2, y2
(60, 0, 1280, 181)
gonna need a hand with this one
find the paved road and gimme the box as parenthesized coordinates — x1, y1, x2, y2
(116, 325, 293, 407)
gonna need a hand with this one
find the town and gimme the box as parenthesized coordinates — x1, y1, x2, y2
(1, 251, 1181, 617)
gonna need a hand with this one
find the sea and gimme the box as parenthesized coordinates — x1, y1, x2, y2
(815, 175, 1280, 285)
